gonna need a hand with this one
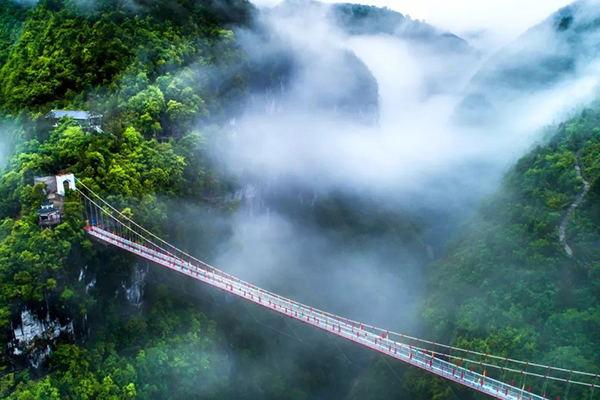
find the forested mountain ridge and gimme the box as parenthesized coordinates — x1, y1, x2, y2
(267, 0, 479, 97)
(0, 0, 404, 398)
(0, 0, 254, 137)
(453, 0, 600, 126)
(328, 2, 473, 55)
(0, 110, 236, 397)
(0, 0, 599, 399)
(330, 1, 479, 97)
(347, 107, 600, 399)
(272, 0, 474, 54)
(419, 108, 600, 399)
(0, 0, 291, 397)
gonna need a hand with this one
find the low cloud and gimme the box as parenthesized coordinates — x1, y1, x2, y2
(213, 210, 421, 329)
(0, 119, 21, 171)
(193, 0, 600, 330)
(250, 0, 573, 57)
(220, 1, 600, 198)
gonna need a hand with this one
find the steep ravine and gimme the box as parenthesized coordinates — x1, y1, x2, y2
(558, 150, 590, 256)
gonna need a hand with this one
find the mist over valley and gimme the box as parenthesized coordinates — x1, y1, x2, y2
(0, 0, 599, 399)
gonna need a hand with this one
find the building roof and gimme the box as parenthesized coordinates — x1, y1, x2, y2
(45, 110, 102, 120)
(37, 199, 60, 214)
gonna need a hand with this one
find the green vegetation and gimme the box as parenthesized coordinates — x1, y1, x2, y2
(0, 0, 249, 397)
(0, 1, 365, 398)
(0, 112, 348, 398)
(0, 0, 250, 136)
(329, 3, 405, 36)
(0, 114, 234, 394)
(2, 287, 229, 399)
(328, 2, 471, 53)
(342, 110, 600, 400)
(382, 109, 600, 399)
(0, 0, 599, 399)
(0, 1, 28, 67)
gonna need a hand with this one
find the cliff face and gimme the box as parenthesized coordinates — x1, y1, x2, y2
(240, 7, 381, 125)
(261, 0, 479, 100)
(10, 309, 74, 370)
(4, 259, 150, 372)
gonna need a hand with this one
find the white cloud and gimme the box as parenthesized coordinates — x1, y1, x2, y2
(197, 0, 600, 337)
(219, 0, 600, 210)
(251, 0, 573, 53)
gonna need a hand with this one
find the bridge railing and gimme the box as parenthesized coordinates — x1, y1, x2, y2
(76, 179, 599, 400)
(86, 224, 546, 400)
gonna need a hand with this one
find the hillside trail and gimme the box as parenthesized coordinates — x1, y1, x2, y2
(559, 150, 590, 256)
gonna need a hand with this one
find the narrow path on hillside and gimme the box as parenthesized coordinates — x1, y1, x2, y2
(559, 150, 590, 256)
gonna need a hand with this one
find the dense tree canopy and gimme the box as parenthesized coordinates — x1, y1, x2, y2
(0, 0, 599, 399)
(355, 108, 600, 399)
(0, 0, 249, 138)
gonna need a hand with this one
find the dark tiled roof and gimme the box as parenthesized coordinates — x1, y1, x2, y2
(37, 208, 59, 214)
(37, 199, 60, 214)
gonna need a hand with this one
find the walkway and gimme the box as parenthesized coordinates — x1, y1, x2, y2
(76, 177, 598, 399)
(559, 150, 590, 256)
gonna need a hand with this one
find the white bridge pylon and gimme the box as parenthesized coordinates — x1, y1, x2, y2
(76, 178, 597, 400)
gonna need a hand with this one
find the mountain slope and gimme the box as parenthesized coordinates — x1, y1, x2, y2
(4, 1, 600, 399)
(328, 3, 474, 55)
(414, 107, 600, 399)
(0, 0, 254, 134)
(0, 1, 28, 67)
(453, 0, 600, 126)
(0, 1, 384, 398)
(342, 108, 600, 400)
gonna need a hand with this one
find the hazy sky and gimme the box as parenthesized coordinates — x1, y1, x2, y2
(252, 0, 574, 49)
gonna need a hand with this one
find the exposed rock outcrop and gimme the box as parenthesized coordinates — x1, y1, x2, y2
(9, 309, 74, 369)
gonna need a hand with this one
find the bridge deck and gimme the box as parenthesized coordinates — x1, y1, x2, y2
(88, 225, 544, 400)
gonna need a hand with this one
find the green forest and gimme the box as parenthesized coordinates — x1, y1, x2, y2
(336, 108, 600, 400)
(416, 109, 600, 399)
(0, 0, 599, 399)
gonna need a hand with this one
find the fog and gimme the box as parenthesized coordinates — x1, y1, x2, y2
(0, 119, 21, 171)
(10, 0, 37, 5)
(192, 0, 599, 328)
(179, 1, 600, 395)
(220, 1, 600, 204)
(195, 0, 600, 340)
(251, 0, 573, 56)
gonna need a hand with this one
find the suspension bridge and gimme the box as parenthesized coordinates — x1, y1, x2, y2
(75, 178, 598, 400)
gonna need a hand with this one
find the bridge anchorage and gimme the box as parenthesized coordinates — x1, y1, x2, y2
(75, 177, 599, 400)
